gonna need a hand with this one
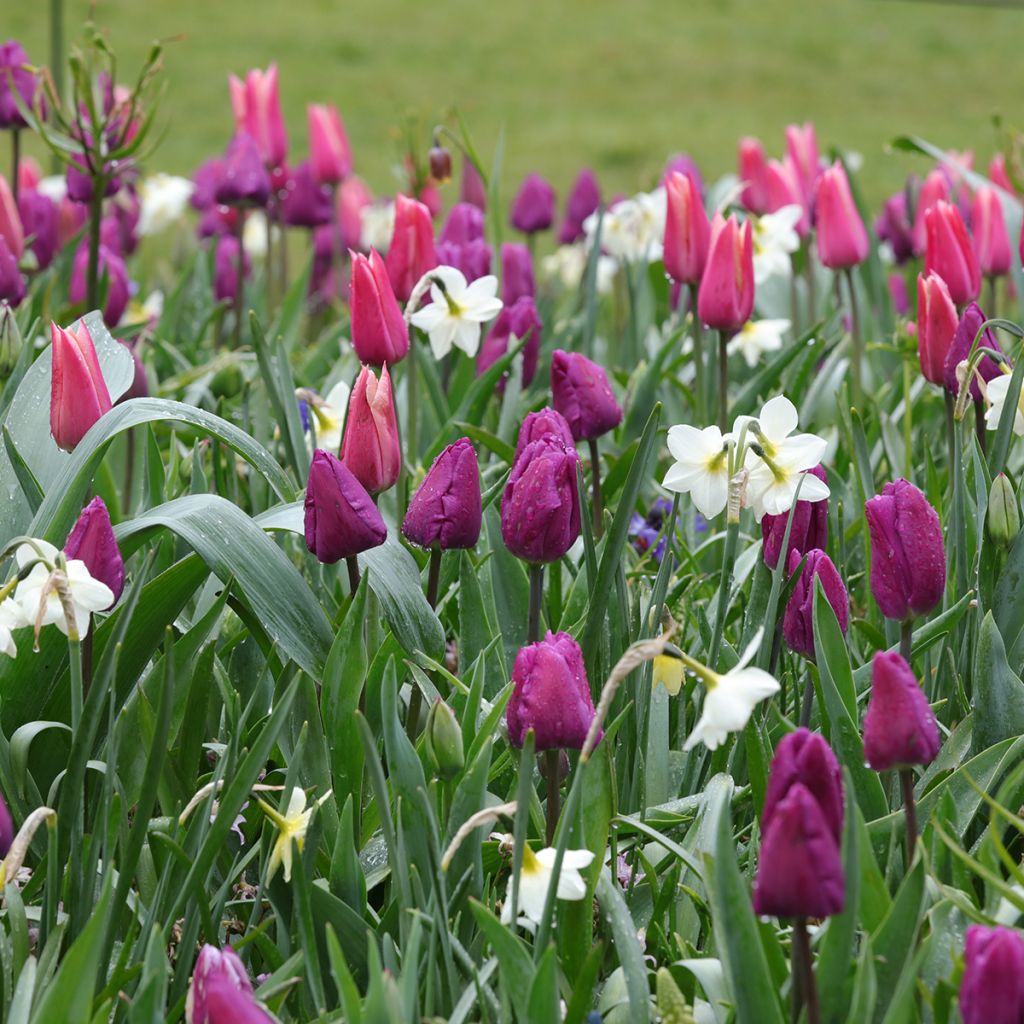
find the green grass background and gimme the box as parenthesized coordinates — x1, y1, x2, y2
(8, 0, 1024, 207)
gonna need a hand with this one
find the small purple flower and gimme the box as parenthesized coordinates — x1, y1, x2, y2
(628, 497, 674, 562)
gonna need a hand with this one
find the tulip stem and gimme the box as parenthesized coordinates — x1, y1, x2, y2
(799, 674, 815, 728)
(346, 555, 360, 597)
(717, 330, 730, 433)
(407, 335, 419, 470)
(544, 749, 560, 845)
(900, 619, 913, 665)
(407, 548, 444, 740)
(10, 129, 20, 205)
(902, 355, 913, 481)
(793, 917, 821, 1024)
(709, 518, 739, 670)
(843, 268, 863, 411)
(689, 283, 704, 421)
(588, 438, 603, 538)
(986, 274, 997, 320)
(265, 209, 275, 315)
(86, 183, 103, 315)
(232, 209, 246, 350)
(528, 564, 544, 645)
(900, 767, 919, 866)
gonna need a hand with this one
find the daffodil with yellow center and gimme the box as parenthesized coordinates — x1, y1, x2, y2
(257, 787, 332, 883)
(652, 655, 685, 697)
(501, 844, 595, 927)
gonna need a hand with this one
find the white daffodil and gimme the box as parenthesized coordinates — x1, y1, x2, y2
(303, 380, 350, 453)
(137, 174, 194, 236)
(662, 424, 733, 520)
(985, 373, 1024, 437)
(729, 319, 791, 368)
(541, 245, 617, 295)
(752, 205, 801, 285)
(360, 201, 395, 253)
(501, 845, 595, 927)
(242, 211, 276, 261)
(409, 266, 503, 360)
(585, 189, 667, 264)
(0, 599, 28, 658)
(682, 631, 781, 751)
(257, 787, 332, 883)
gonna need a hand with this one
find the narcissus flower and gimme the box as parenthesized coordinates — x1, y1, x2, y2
(729, 318, 790, 368)
(662, 423, 732, 520)
(0, 599, 27, 658)
(408, 266, 503, 360)
(985, 369, 1024, 437)
(256, 787, 332, 883)
(301, 380, 349, 453)
(501, 845, 595, 927)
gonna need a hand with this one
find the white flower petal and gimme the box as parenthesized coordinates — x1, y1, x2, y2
(758, 396, 799, 441)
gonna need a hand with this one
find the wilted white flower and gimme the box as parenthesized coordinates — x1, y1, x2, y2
(137, 174, 194, 236)
(501, 845, 595, 926)
(0, 599, 28, 658)
(256, 788, 332, 883)
(409, 266, 503, 359)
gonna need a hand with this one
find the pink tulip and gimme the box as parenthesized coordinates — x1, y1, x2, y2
(924, 200, 980, 305)
(385, 194, 437, 303)
(308, 103, 352, 185)
(916, 272, 958, 386)
(738, 136, 770, 215)
(815, 161, 869, 269)
(663, 170, 709, 285)
(989, 154, 1016, 196)
(337, 175, 372, 251)
(349, 249, 409, 366)
(764, 158, 808, 235)
(50, 321, 113, 451)
(340, 365, 401, 494)
(971, 186, 1011, 278)
(911, 169, 951, 257)
(785, 122, 821, 204)
(697, 214, 754, 332)
(228, 65, 287, 170)
(0, 175, 24, 260)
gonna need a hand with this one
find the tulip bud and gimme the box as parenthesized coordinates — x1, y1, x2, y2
(340, 365, 401, 494)
(785, 122, 821, 205)
(386, 193, 438, 303)
(349, 249, 410, 366)
(971, 186, 1012, 278)
(863, 651, 940, 771)
(501, 436, 581, 563)
(402, 437, 482, 550)
(864, 479, 946, 622)
(192, 158, 224, 212)
(510, 173, 556, 234)
(0, 41, 43, 129)
(988, 474, 1020, 548)
(0, 302, 22, 378)
(477, 295, 541, 389)
(0, 235, 24, 307)
(500, 242, 535, 306)
(663, 170, 710, 285)
(943, 301, 1004, 401)
(228, 65, 288, 171)
(214, 133, 271, 208)
(916, 272, 958, 386)
(460, 156, 487, 211)
(424, 699, 464, 780)
(959, 925, 1024, 1024)
(213, 235, 249, 304)
(0, 790, 11, 858)
(186, 943, 274, 1024)
(308, 103, 352, 185)
(550, 349, 622, 442)
(63, 496, 124, 607)
(280, 161, 333, 228)
(782, 549, 849, 661)
(558, 168, 601, 245)
(70, 240, 130, 326)
(762, 728, 844, 843)
(435, 238, 492, 283)
(924, 200, 980, 305)
(989, 154, 1017, 196)
(506, 631, 597, 751)
(50, 321, 113, 452)
(428, 144, 452, 184)
(875, 191, 914, 265)
(697, 214, 754, 332)
(760, 464, 829, 569)
(0, 176, 24, 261)
(911, 169, 950, 256)
(764, 158, 809, 235)
(513, 407, 575, 464)
(304, 449, 387, 563)
(815, 161, 869, 269)
(18, 189, 58, 270)
(738, 136, 771, 215)
(440, 203, 485, 247)
(752, 783, 845, 919)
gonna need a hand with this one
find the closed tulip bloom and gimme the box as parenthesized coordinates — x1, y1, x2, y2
(281, 161, 332, 228)
(959, 925, 1024, 1024)
(875, 191, 915, 265)
(989, 154, 1017, 196)
(214, 133, 271, 208)
(0, 41, 42, 129)
(916, 272, 958, 386)
(64, 497, 124, 607)
(349, 249, 409, 366)
(186, 944, 273, 1024)
(764, 158, 809, 235)
(440, 202, 485, 247)
(213, 235, 249, 304)
(501, 435, 581, 563)
(477, 295, 541, 388)
(971, 186, 1011, 278)
(191, 159, 223, 212)
(70, 241, 129, 326)
(738, 136, 771, 215)
(0, 175, 23, 260)
(785, 122, 821, 205)
(558, 168, 601, 244)
(925, 201, 980, 305)
(760, 464, 829, 569)
(863, 651, 940, 771)
(762, 728, 844, 844)
(500, 242, 535, 306)
(697, 214, 754, 332)
(815, 161, 869, 269)
(50, 321, 113, 451)
(865, 479, 946, 621)
(304, 449, 386, 563)
(460, 156, 487, 210)
(506, 631, 597, 751)
(911, 169, 951, 257)
(0, 235, 24, 306)
(513, 407, 575, 464)
(510, 173, 556, 234)
(19, 188, 58, 269)
(308, 103, 351, 185)
(386, 193, 437, 303)
(663, 170, 710, 285)
(782, 548, 848, 661)
(228, 65, 287, 170)
(0, 790, 11, 858)
(551, 349, 622, 442)
(944, 301, 1004, 400)
(341, 364, 401, 494)
(435, 238, 492, 283)
(402, 437, 482, 550)
(337, 175, 372, 250)
(752, 783, 845, 918)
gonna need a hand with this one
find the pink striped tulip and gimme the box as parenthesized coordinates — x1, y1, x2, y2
(663, 170, 709, 285)
(697, 214, 754, 332)
(228, 65, 287, 170)
(815, 161, 869, 269)
(50, 321, 113, 451)
(308, 103, 352, 185)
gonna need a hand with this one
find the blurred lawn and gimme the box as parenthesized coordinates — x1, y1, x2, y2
(8, 0, 1024, 207)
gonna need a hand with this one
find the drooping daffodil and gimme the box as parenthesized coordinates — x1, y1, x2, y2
(300, 380, 351, 453)
(257, 787, 332, 884)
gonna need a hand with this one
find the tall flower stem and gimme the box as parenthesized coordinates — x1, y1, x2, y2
(717, 329, 730, 433)
(68, 635, 83, 732)
(900, 768, 918, 866)
(900, 618, 913, 665)
(232, 209, 247, 349)
(545, 749, 560, 844)
(588, 438, 603, 538)
(528, 564, 545, 645)
(792, 917, 821, 1024)
(86, 182, 103, 314)
(709, 517, 739, 670)
(843, 268, 863, 410)
(407, 335, 419, 473)
(406, 547, 443, 740)
(689, 282, 704, 421)
(264, 210, 275, 315)
(902, 355, 913, 480)
(345, 555, 360, 596)
(974, 401, 988, 456)
(10, 129, 20, 204)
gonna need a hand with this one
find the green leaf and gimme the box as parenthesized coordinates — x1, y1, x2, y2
(594, 871, 654, 1023)
(972, 611, 1024, 753)
(527, 945, 561, 1024)
(870, 857, 925, 1024)
(469, 900, 535, 1010)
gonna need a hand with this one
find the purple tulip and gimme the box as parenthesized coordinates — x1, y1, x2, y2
(506, 631, 597, 750)
(460, 156, 487, 210)
(0, 790, 11, 858)
(752, 783, 845, 919)
(875, 191, 915, 266)
(513, 407, 575, 465)
(944, 301, 1004, 401)
(782, 549, 848, 661)
(214, 133, 271, 208)
(112, 185, 141, 255)
(500, 242, 535, 306)
(510, 173, 556, 234)
(762, 728, 844, 843)
(0, 41, 43, 129)
(213, 236, 250, 304)
(191, 158, 223, 212)
(558, 168, 601, 244)
(440, 202, 485, 246)
(304, 449, 387, 564)
(64, 496, 124, 607)
(959, 925, 1024, 1024)
(551, 349, 622, 442)
(0, 235, 24, 307)
(281, 161, 333, 228)
(18, 189, 57, 270)
(864, 479, 946, 621)
(863, 651, 940, 771)
(760, 464, 828, 569)
(70, 241, 129, 326)
(435, 238, 492, 283)
(186, 944, 273, 1024)
(628, 497, 674, 562)
(402, 437, 482, 550)
(501, 435, 581, 563)
(477, 295, 541, 389)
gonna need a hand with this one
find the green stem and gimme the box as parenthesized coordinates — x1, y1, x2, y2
(899, 618, 913, 665)
(86, 187, 103, 314)
(588, 437, 603, 538)
(900, 767, 918, 867)
(232, 208, 247, 350)
(528, 564, 544, 645)
(407, 333, 419, 471)
(346, 556, 360, 597)
(709, 518, 740, 669)
(902, 355, 913, 481)
(975, 400, 988, 457)
(718, 329, 730, 433)
(50, 0, 65, 117)
(68, 634, 83, 732)
(793, 917, 821, 1024)
(10, 129, 20, 205)
(844, 268, 863, 411)
(407, 547, 443, 740)
(689, 282, 704, 422)
(544, 749, 560, 845)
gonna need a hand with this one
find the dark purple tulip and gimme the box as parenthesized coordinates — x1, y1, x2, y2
(304, 449, 387, 563)
(477, 295, 541, 389)
(460, 156, 487, 211)
(513, 407, 575, 465)
(874, 191, 915, 266)
(752, 783, 845, 918)
(501, 435, 581, 563)
(0, 235, 24, 307)
(0, 790, 11, 858)
(959, 925, 1024, 1024)
(510, 173, 555, 234)
(864, 479, 945, 621)
(435, 239, 492, 283)
(214, 133, 271, 208)
(402, 437, 482, 550)
(664, 153, 704, 196)
(191, 158, 223, 212)
(440, 202, 485, 246)
(551, 349, 622, 442)
(944, 301, 1004, 401)
(760, 464, 828, 569)
(0, 41, 43, 129)
(281, 161, 333, 228)
(70, 241, 129, 326)
(863, 651, 940, 771)
(500, 242, 535, 306)
(762, 728, 844, 843)
(199, 205, 238, 239)
(782, 549, 848, 661)
(64, 497, 124, 607)
(558, 168, 601, 244)
(18, 188, 57, 270)
(187, 944, 273, 1024)
(214, 236, 250, 304)
(506, 631, 597, 751)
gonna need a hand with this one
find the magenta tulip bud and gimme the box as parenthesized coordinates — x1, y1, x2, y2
(0, 41, 43, 129)
(186, 944, 274, 1024)
(402, 437, 482, 550)
(386, 193, 438, 304)
(753, 783, 844, 919)
(477, 295, 541, 389)
(506, 631, 597, 751)
(0, 790, 11, 858)
(550, 349, 622, 442)
(863, 651, 940, 771)
(228, 65, 287, 171)
(349, 249, 409, 366)
(70, 241, 129, 326)
(308, 103, 352, 185)
(460, 156, 487, 211)
(213, 235, 249, 304)
(815, 161, 869, 269)
(865, 479, 945, 622)
(785, 122, 821, 205)
(558, 168, 601, 244)
(738, 136, 771, 215)
(281, 161, 332, 228)
(214, 133, 271, 208)
(304, 449, 386, 563)
(697, 214, 754, 332)
(663, 170, 710, 285)
(971, 186, 1012, 278)
(762, 728, 844, 844)
(50, 321, 113, 452)
(916, 272, 958, 386)
(513, 407, 575, 465)
(924, 200, 980, 305)
(64, 497, 124, 607)
(341, 364, 401, 495)
(501, 435, 581, 563)
(782, 549, 848, 661)
(943, 301, 1003, 401)
(875, 191, 914, 265)
(191, 159, 223, 212)
(989, 154, 1016, 195)
(440, 203, 485, 247)
(0, 235, 24, 307)
(911, 169, 951, 257)
(337, 175, 372, 250)
(0, 175, 23, 260)
(959, 926, 1024, 1024)
(500, 242, 535, 306)
(436, 239, 492, 283)
(764, 158, 809, 235)
(510, 173, 555, 234)
(760, 464, 828, 569)
(18, 189, 57, 270)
